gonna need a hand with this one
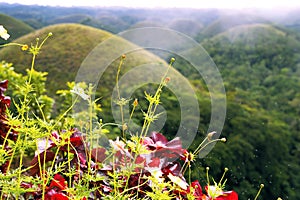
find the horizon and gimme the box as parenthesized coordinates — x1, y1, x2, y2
(1, 0, 300, 10)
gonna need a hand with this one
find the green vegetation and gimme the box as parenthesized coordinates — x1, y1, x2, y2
(0, 24, 112, 95)
(0, 13, 34, 44)
(0, 32, 238, 200)
(198, 23, 300, 199)
(1, 6, 300, 199)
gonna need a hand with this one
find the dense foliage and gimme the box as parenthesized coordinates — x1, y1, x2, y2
(0, 5, 300, 199)
(199, 24, 300, 199)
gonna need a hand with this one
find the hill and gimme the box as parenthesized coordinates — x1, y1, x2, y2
(0, 23, 170, 94)
(167, 19, 204, 37)
(0, 24, 111, 93)
(0, 13, 34, 44)
(198, 23, 300, 199)
(196, 13, 268, 41)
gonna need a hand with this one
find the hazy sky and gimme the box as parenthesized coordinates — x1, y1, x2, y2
(1, 0, 300, 9)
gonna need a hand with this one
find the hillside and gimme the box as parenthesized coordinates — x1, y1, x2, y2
(0, 24, 111, 93)
(0, 23, 175, 97)
(167, 19, 204, 37)
(196, 13, 268, 41)
(0, 13, 34, 44)
(0, 23, 187, 132)
(198, 23, 300, 199)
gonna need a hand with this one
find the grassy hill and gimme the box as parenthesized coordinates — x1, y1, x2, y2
(0, 22, 197, 144)
(0, 23, 170, 94)
(0, 13, 34, 44)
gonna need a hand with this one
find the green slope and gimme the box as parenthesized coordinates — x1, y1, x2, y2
(0, 23, 167, 94)
(0, 24, 110, 94)
(0, 23, 180, 126)
(199, 23, 300, 199)
(0, 13, 34, 44)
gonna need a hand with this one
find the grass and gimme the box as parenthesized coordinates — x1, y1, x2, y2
(0, 13, 34, 44)
(0, 23, 166, 96)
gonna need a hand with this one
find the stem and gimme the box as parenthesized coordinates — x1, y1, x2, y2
(116, 56, 126, 138)
(16, 150, 24, 200)
(127, 103, 137, 129)
(219, 168, 228, 186)
(140, 58, 174, 137)
(67, 137, 72, 187)
(193, 138, 225, 156)
(254, 184, 264, 200)
(206, 167, 210, 186)
(87, 95, 93, 174)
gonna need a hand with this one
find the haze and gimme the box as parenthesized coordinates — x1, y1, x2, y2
(1, 0, 300, 9)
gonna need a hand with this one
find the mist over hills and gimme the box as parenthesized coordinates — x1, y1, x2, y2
(1, 3, 300, 199)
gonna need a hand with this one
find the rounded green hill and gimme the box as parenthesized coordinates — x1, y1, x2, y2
(0, 23, 166, 95)
(0, 13, 34, 44)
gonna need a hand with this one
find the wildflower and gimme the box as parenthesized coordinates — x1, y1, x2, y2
(133, 98, 138, 106)
(110, 137, 126, 152)
(70, 85, 89, 100)
(204, 185, 238, 200)
(165, 77, 171, 83)
(168, 173, 188, 190)
(0, 25, 10, 40)
(170, 57, 176, 63)
(207, 131, 216, 141)
(21, 44, 29, 51)
(181, 149, 195, 162)
(189, 181, 204, 200)
(122, 123, 128, 131)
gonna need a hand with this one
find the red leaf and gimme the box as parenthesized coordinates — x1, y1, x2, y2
(190, 181, 203, 199)
(150, 132, 168, 144)
(148, 157, 161, 167)
(45, 191, 69, 200)
(216, 191, 239, 200)
(51, 193, 69, 200)
(49, 174, 67, 190)
(91, 147, 106, 163)
(69, 136, 83, 147)
(29, 151, 55, 176)
(161, 162, 181, 176)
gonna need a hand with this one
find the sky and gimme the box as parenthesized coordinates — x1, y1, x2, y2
(1, 0, 300, 9)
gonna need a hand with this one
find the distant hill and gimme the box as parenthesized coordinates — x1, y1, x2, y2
(196, 13, 268, 41)
(168, 19, 204, 37)
(211, 23, 287, 45)
(0, 13, 34, 44)
(49, 14, 94, 24)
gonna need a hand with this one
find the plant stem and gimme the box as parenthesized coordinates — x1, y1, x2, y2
(116, 56, 126, 138)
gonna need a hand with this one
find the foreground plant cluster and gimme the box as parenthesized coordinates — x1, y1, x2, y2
(0, 25, 271, 200)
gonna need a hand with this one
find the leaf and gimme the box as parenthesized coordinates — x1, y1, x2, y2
(91, 147, 106, 163)
(29, 150, 55, 176)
